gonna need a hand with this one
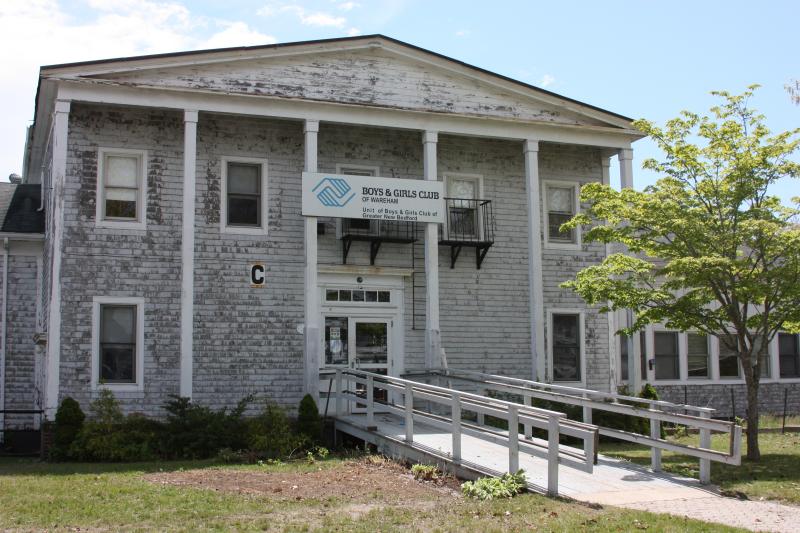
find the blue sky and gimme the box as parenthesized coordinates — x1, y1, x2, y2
(0, 0, 797, 201)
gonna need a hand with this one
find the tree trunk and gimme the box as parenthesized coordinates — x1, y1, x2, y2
(743, 357, 761, 461)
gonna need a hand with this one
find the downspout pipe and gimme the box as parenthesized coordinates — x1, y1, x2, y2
(0, 237, 8, 442)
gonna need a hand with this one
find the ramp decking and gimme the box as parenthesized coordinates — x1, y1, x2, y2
(334, 412, 716, 505)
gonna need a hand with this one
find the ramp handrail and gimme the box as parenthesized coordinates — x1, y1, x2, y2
(409, 367, 742, 484)
(320, 367, 592, 496)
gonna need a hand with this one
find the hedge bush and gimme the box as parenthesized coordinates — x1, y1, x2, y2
(51, 397, 85, 460)
(54, 390, 318, 462)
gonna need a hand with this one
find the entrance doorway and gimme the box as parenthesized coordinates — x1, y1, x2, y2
(319, 273, 405, 414)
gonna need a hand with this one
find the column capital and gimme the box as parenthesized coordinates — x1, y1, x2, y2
(523, 139, 539, 153)
(304, 119, 320, 134)
(184, 109, 199, 123)
(54, 99, 71, 114)
(618, 147, 634, 161)
(601, 156, 612, 168)
(422, 130, 438, 144)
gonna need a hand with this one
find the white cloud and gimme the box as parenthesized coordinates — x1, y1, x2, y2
(455, 29, 469, 37)
(346, 27, 361, 36)
(0, 0, 276, 176)
(202, 22, 276, 49)
(258, 3, 348, 28)
(299, 11, 346, 27)
(539, 74, 555, 88)
(337, 1, 359, 11)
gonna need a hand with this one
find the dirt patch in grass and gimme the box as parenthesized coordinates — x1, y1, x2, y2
(144, 457, 461, 506)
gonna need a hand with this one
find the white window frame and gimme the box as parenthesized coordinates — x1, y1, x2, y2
(335, 164, 380, 238)
(685, 331, 712, 381)
(91, 296, 145, 392)
(543, 180, 581, 250)
(651, 329, 681, 382)
(96, 148, 147, 230)
(775, 333, 800, 383)
(220, 156, 269, 236)
(443, 172, 485, 240)
(547, 309, 585, 386)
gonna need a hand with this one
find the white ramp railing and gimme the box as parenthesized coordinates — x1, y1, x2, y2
(408, 368, 742, 484)
(320, 368, 597, 496)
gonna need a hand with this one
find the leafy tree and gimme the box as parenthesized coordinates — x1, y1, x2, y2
(562, 86, 800, 460)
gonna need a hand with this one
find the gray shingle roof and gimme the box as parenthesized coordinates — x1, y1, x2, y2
(1, 183, 45, 233)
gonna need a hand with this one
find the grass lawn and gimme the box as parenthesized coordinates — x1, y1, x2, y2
(0, 454, 746, 532)
(601, 418, 800, 505)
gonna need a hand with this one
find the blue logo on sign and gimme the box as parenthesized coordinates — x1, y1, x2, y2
(313, 177, 355, 207)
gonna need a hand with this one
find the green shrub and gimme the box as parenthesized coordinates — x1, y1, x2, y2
(51, 397, 85, 460)
(160, 395, 252, 459)
(69, 391, 164, 462)
(411, 464, 440, 481)
(247, 403, 306, 460)
(594, 384, 667, 440)
(297, 394, 323, 444)
(461, 470, 527, 500)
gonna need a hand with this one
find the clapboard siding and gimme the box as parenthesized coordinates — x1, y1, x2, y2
(96, 48, 606, 127)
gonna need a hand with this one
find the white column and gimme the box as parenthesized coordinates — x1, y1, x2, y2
(619, 148, 641, 392)
(601, 156, 618, 391)
(304, 120, 321, 401)
(422, 131, 441, 369)
(45, 99, 70, 418)
(179, 110, 198, 399)
(524, 140, 546, 382)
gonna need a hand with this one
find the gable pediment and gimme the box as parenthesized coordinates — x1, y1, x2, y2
(50, 38, 628, 129)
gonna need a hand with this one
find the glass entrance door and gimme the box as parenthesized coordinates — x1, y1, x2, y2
(323, 316, 391, 412)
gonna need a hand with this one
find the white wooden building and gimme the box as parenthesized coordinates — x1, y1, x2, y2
(1, 35, 797, 434)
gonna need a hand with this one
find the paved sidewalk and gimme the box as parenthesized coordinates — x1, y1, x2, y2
(619, 495, 800, 533)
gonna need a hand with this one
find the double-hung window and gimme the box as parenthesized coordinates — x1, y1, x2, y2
(654, 331, 680, 380)
(336, 165, 378, 234)
(221, 157, 268, 235)
(445, 174, 482, 240)
(551, 312, 582, 382)
(718, 335, 741, 378)
(545, 183, 579, 246)
(687, 333, 710, 379)
(97, 149, 146, 228)
(92, 297, 144, 391)
(779, 333, 800, 378)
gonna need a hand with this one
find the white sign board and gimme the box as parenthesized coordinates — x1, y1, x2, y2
(302, 172, 445, 224)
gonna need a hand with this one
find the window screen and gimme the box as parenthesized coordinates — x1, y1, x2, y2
(654, 331, 679, 380)
(779, 333, 800, 378)
(99, 305, 136, 383)
(227, 162, 261, 227)
(687, 333, 709, 378)
(552, 314, 580, 382)
(103, 154, 140, 220)
(719, 335, 740, 378)
(547, 186, 576, 243)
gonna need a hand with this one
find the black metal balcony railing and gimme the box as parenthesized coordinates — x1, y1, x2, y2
(340, 218, 419, 265)
(439, 198, 495, 269)
(440, 198, 494, 245)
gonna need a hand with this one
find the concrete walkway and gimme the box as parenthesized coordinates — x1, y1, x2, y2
(337, 413, 800, 532)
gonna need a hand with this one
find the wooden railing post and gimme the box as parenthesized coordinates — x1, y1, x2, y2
(366, 374, 375, 429)
(452, 392, 462, 462)
(582, 392, 592, 425)
(335, 369, 343, 417)
(524, 395, 533, 439)
(404, 383, 414, 443)
(650, 416, 662, 472)
(477, 388, 485, 426)
(699, 411, 711, 484)
(547, 415, 559, 496)
(508, 405, 519, 473)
